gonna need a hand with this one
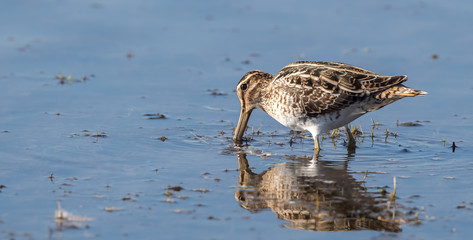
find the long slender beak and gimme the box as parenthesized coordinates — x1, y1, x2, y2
(233, 108, 252, 143)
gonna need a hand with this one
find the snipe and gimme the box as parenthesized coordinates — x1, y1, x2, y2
(233, 61, 426, 155)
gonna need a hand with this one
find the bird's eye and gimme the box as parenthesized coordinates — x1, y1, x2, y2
(240, 83, 248, 90)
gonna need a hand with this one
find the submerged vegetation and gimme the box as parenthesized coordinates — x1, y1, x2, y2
(54, 73, 93, 85)
(230, 118, 421, 151)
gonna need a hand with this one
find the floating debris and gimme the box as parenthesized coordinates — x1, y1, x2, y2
(190, 132, 210, 144)
(173, 209, 195, 214)
(121, 197, 134, 201)
(174, 209, 183, 213)
(162, 198, 175, 203)
(456, 204, 468, 210)
(126, 50, 134, 59)
(432, 53, 438, 60)
(192, 188, 209, 193)
(204, 106, 224, 111)
(91, 132, 107, 138)
(54, 73, 93, 85)
(104, 206, 123, 212)
(207, 89, 227, 96)
(144, 113, 166, 119)
(55, 200, 93, 229)
(70, 130, 107, 139)
(54, 73, 72, 85)
(399, 122, 422, 127)
(167, 186, 183, 192)
(173, 208, 182, 213)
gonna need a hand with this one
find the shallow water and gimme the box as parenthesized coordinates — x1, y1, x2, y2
(1, 0, 473, 239)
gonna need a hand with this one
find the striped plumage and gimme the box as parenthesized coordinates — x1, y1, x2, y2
(233, 61, 427, 154)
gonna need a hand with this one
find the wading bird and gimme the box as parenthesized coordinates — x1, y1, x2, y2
(233, 61, 426, 155)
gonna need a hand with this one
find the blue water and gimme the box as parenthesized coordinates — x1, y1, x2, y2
(1, 0, 473, 239)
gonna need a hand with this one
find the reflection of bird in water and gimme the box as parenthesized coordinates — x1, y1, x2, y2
(235, 152, 409, 232)
(233, 61, 427, 155)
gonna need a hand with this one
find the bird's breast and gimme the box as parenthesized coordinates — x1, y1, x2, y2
(261, 89, 369, 134)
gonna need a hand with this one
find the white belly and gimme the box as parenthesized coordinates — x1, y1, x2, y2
(269, 103, 367, 137)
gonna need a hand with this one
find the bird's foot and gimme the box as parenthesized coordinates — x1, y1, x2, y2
(345, 125, 356, 149)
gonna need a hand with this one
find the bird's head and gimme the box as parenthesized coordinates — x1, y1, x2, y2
(233, 70, 273, 143)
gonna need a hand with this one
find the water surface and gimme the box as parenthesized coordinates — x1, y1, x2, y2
(1, 0, 473, 239)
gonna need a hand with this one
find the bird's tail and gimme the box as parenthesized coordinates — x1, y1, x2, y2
(364, 85, 427, 112)
(394, 87, 428, 97)
(379, 85, 427, 98)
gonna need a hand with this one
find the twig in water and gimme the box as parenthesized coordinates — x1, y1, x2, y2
(390, 176, 397, 202)
(190, 132, 210, 144)
(362, 170, 368, 182)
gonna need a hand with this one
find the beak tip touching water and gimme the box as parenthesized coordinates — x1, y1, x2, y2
(233, 109, 252, 144)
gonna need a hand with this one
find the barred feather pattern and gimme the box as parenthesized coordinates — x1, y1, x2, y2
(236, 61, 426, 139)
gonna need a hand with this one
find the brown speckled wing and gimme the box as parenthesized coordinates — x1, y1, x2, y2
(271, 61, 407, 115)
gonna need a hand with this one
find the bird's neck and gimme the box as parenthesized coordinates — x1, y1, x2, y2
(255, 80, 273, 113)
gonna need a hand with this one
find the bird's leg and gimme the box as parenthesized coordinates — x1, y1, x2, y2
(313, 136, 321, 157)
(345, 125, 356, 149)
